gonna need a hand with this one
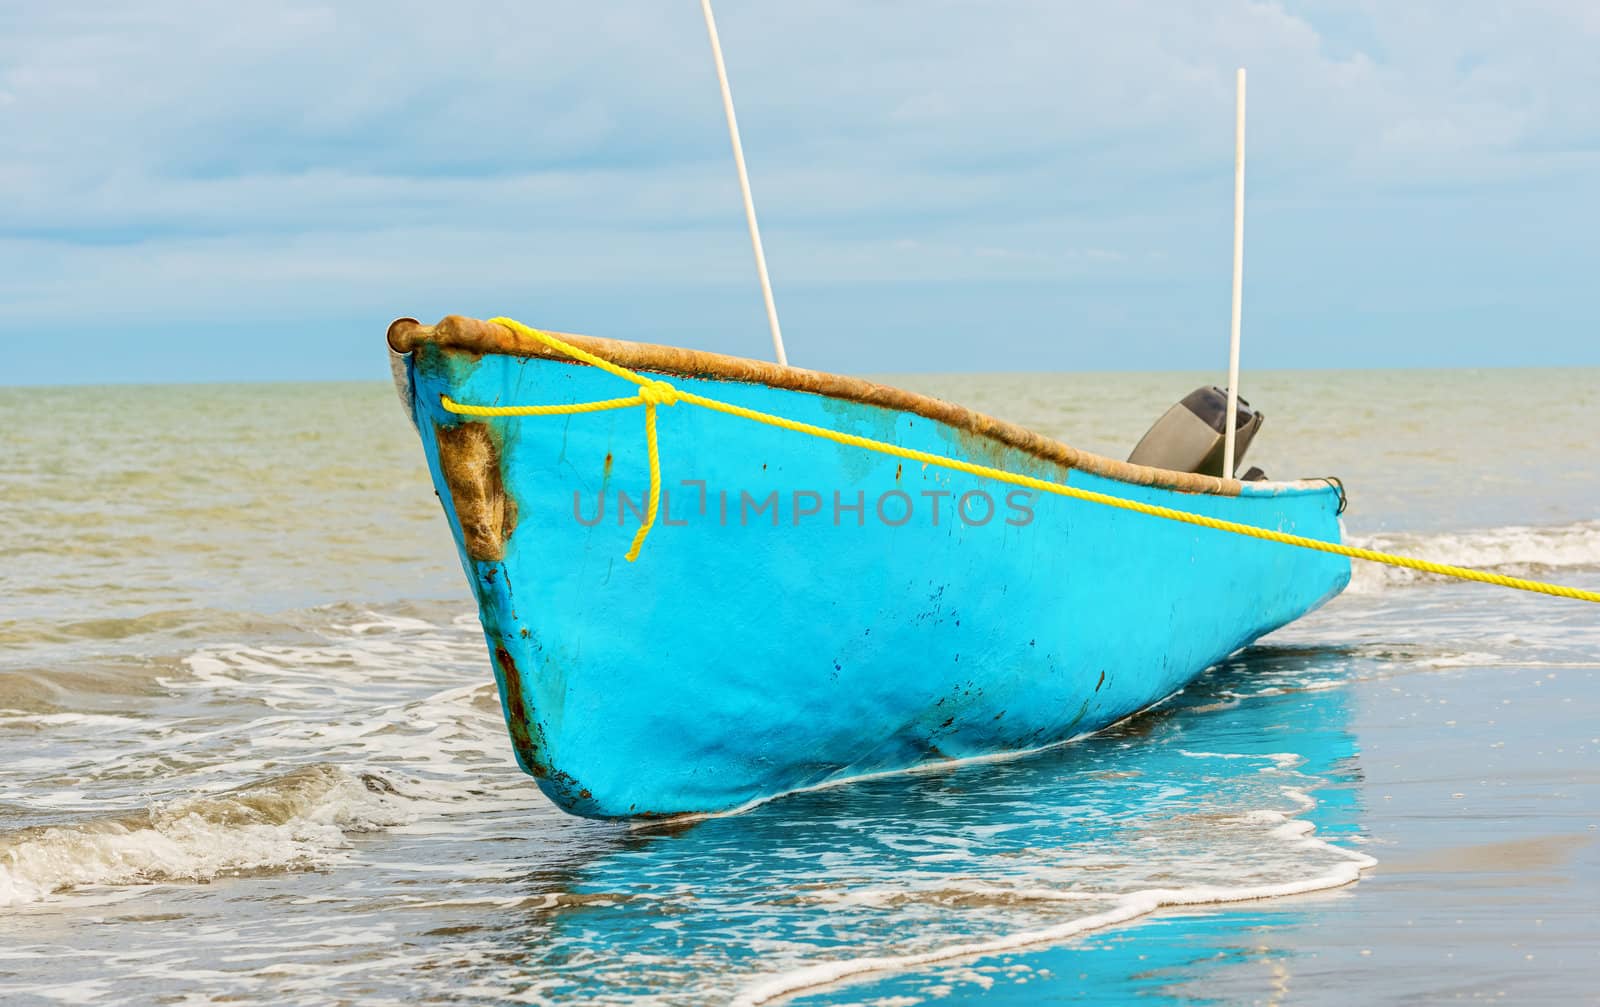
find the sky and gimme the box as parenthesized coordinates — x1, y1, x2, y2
(2, 0, 1598, 385)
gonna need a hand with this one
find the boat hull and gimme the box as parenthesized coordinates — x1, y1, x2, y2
(397, 335, 1350, 819)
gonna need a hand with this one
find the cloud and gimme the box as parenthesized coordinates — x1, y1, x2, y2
(1, 1, 1598, 381)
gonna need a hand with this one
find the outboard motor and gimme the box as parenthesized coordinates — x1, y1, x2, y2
(1128, 386, 1265, 479)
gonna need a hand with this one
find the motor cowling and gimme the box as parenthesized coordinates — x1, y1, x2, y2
(1127, 386, 1264, 479)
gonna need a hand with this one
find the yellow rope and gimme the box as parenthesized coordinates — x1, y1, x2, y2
(443, 371, 677, 561)
(442, 396, 651, 417)
(436, 316, 1600, 604)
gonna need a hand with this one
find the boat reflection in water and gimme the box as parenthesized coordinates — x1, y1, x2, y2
(466, 641, 1365, 1004)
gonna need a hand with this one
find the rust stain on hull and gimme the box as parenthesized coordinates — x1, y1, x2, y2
(493, 644, 543, 773)
(434, 421, 518, 562)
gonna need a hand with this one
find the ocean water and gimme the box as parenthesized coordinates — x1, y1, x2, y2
(1, 371, 1596, 1005)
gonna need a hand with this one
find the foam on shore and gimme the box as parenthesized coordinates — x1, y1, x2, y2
(732, 811, 1374, 1006)
(0, 764, 413, 907)
(1347, 520, 1600, 594)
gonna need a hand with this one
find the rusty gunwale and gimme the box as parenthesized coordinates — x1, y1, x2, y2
(391, 314, 1302, 497)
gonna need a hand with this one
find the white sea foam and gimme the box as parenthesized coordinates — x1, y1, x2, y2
(0, 764, 414, 907)
(731, 811, 1375, 1006)
(4, 597, 1400, 1004)
(0, 608, 535, 907)
(0, 711, 147, 730)
(1, 598, 1390, 1005)
(1346, 520, 1600, 594)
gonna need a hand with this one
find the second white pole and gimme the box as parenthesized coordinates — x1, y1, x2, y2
(700, 0, 789, 367)
(1223, 67, 1246, 480)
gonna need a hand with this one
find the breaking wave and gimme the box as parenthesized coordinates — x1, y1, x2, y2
(0, 765, 414, 907)
(1346, 520, 1600, 594)
(0, 607, 535, 909)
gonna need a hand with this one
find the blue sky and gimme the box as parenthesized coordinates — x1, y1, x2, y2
(2, 1, 1597, 384)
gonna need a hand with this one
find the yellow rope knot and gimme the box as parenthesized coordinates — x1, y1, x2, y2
(638, 380, 679, 407)
(428, 316, 1600, 604)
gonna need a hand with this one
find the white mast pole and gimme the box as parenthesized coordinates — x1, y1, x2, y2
(1223, 67, 1246, 480)
(699, 0, 789, 367)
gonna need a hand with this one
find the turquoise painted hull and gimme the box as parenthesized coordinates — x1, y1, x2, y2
(395, 336, 1350, 819)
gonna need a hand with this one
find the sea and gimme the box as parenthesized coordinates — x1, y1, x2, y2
(1, 370, 1596, 1005)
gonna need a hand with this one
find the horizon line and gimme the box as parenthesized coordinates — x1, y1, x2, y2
(4, 361, 1597, 392)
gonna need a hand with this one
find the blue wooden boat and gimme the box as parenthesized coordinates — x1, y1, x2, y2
(388, 314, 1350, 819)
